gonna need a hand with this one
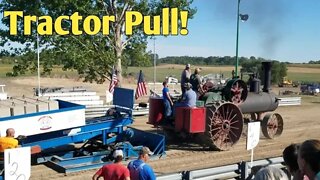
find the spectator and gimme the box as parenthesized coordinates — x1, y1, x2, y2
(254, 166, 289, 180)
(128, 147, 156, 180)
(0, 128, 20, 178)
(92, 149, 130, 180)
(298, 139, 320, 180)
(180, 64, 191, 95)
(162, 81, 173, 120)
(0, 128, 19, 153)
(190, 68, 203, 98)
(282, 143, 309, 180)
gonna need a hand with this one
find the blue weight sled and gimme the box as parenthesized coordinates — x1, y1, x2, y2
(18, 88, 165, 174)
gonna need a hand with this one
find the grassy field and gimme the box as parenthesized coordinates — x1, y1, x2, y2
(0, 64, 79, 78)
(286, 66, 320, 82)
(0, 64, 14, 77)
(1, 63, 319, 83)
(288, 63, 320, 68)
(287, 72, 320, 82)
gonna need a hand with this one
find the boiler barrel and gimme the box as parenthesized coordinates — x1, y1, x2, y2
(238, 92, 279, 113)
(148, 97, 164, 125)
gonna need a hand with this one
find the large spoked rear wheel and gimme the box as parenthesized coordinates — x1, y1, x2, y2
(261, 113, 284, 139)
(205, 102, 243, 150)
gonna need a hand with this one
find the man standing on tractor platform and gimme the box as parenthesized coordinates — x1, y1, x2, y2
(162, 81, 173, 120)
(127, 146, 156, 180)
(190, 68, 203, 98)
(92, 149, 130, 180)
(180, 64, 191, 95)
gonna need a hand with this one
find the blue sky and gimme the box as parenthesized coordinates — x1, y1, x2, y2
(1, 1, 319, 63)
(147, 0, 320, 63)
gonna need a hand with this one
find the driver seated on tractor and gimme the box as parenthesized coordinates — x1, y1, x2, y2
(161, 83, 196, 125)
(171, 83, 197, 119)
(177, 83, 197, 108)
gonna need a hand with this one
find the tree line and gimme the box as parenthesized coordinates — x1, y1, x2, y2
(157, 55, 320, 66)
(0, 54, 288, 84)
(157, 55, 289, 84)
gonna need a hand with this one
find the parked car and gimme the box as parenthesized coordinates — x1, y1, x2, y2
(300, 83, 320, 95)
(166, 76, 179, 84)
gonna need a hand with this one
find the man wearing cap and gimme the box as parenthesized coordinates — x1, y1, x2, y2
(92, 149, 130, 180)
(172, 83, 197, 117)
(180, 64, 191, 95)
(190, 68, 203, 98)
(180, 83, 197, 107)
(127, 146, 156, 180)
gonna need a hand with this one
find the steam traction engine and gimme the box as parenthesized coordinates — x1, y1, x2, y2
(149, 61, 283, 150)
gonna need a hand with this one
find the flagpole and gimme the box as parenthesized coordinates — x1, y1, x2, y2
(138, 70, 142, 86)
(135, 70, 142, 100)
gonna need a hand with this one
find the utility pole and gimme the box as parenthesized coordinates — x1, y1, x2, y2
(235, 0, 249, 78)
(37, 18, 41, 96)
(235, 0, 240, 78)
(153, 37, 156, 91)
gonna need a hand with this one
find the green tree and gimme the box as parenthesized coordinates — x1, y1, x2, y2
(279, 62, 287, 79)
(0, 0, 196, 84)
(124, 43, 152, 67)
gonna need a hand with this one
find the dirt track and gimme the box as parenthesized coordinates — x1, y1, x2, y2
(28, 101, 320, 180)
(1, 77, 320, 180)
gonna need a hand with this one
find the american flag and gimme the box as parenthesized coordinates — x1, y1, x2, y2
(108, 66, 118, 94)
(135, 70, 147, 99)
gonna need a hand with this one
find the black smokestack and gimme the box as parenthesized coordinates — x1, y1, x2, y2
(262, 61, 272, 93)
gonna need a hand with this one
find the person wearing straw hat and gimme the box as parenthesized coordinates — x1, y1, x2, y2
(189, 67, 203, 98)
